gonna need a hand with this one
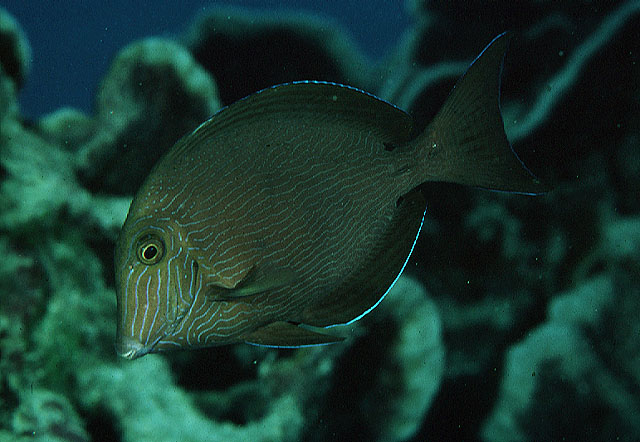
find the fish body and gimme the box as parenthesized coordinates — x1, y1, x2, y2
(115, 33, 544, 359)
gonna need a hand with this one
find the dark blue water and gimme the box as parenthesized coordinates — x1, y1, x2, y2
(2, 0, 410, 119)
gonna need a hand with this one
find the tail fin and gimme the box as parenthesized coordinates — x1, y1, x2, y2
(412, 32, 547, 194)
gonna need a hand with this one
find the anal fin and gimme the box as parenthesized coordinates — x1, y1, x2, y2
(242, 321, 344, 348)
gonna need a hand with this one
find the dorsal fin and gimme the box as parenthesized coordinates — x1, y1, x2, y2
(164, 81, 413, 163)
(301, 189, 426, 327)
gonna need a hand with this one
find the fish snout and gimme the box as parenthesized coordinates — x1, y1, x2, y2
(116, 336, 151, 360)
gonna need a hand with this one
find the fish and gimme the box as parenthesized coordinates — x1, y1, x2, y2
(114, 32, 545, 359)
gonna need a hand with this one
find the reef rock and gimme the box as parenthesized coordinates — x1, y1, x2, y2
(76, 38, 220, 194)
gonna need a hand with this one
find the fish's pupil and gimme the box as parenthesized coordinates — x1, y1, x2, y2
(144, 245, 157, 260)
(137, 235, 165, 265)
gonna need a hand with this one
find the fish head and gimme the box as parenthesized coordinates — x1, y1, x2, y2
(114, 217, 201, 359)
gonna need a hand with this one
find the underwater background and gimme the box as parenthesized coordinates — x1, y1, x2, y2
(1, 1, 639, 441)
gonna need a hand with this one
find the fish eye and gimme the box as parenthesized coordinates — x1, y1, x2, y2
(136, 234, 165, 265)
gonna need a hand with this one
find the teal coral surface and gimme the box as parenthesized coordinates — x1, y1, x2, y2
(1, 2, 640, 441)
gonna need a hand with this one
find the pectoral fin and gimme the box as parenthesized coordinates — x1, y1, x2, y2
(208, 263, 297, 301)
(242, 321, 344, 348)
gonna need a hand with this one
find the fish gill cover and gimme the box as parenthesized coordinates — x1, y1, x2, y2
(0, 2, 639, 442)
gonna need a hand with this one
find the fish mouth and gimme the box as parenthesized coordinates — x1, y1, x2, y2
(116, 335, 162, 360)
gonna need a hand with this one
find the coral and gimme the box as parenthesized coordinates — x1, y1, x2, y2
(482, 270, 640, 441)
(76, 38, 220, 195)
(358, 275, 444, 442)
(0, 6, 30, 89)
(505, 0, 640, 142)
(384, 1, 640, 183)
(0, 69, 16, 123)
(383, 2, 640, 440)
(0, 115, 129, 237)
(0, 7, 26, 123)
(9, 389, 89, 442)
(36, 108, 96, 152)
(79, 356, 306, 442)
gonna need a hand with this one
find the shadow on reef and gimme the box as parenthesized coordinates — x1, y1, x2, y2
(167, 346, 262, 425)
(184, 8, 371, 106)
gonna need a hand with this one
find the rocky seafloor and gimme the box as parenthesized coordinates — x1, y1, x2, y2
(1, 2, 639, 441)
